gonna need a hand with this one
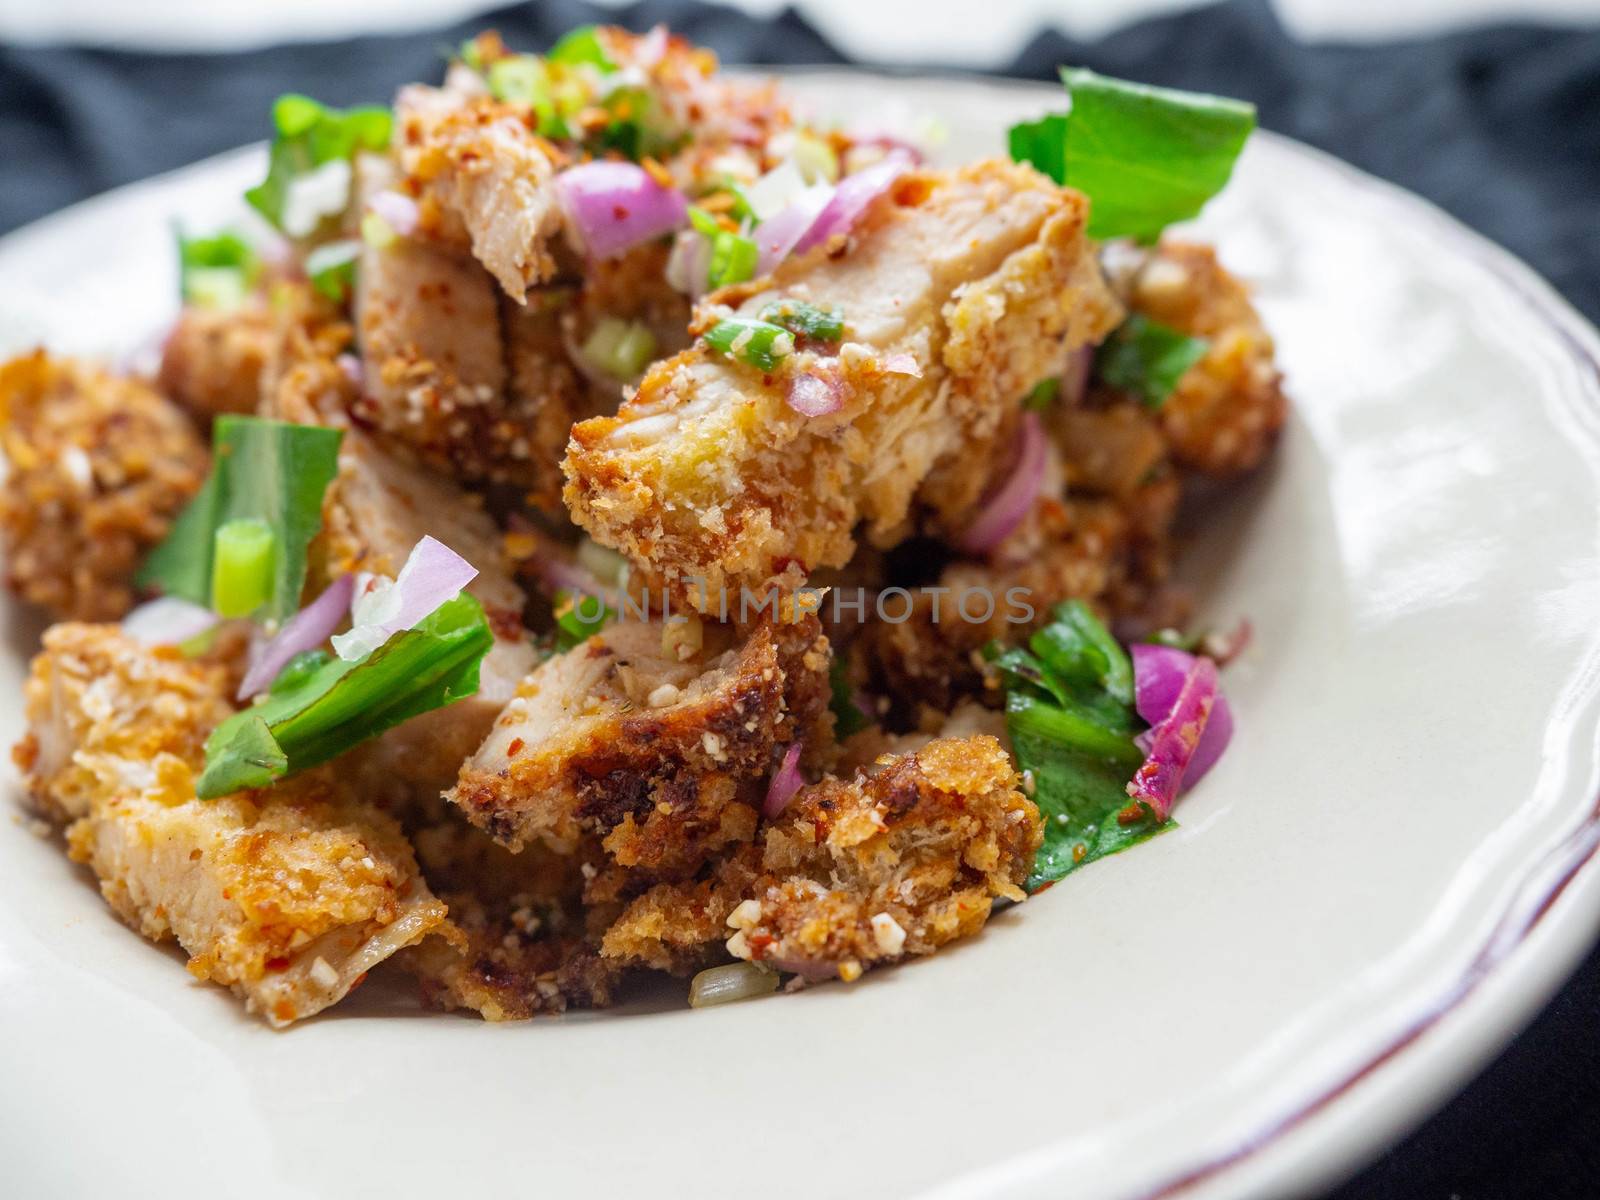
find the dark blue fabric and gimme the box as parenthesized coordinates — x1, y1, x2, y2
(2, 2, 1599, 1195)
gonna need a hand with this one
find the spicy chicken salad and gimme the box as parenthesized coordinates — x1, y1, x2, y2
(0, 26, 1284, 1026)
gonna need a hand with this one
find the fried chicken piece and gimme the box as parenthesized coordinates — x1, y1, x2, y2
(13, 623, 448, 1026)
(157, 302, 273, 423)
(450, 613, 830, 875)
(396, 85, 564, 302)
(397, 796, 618, 1019)
(0, 351, 208, 621)
(352, 152, 572, 491)
(320, 432, 539, 794)
(602, 735, 1040, 979)
(564, 160, 1121, 608)
(863, 494, 1130, 712)
(503, 287, 596, 507)
(257, 283, 358, 425)
(1110, 240, 1286, 475)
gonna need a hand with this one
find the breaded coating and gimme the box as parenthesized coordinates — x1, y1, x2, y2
(503, 287, 595, 507)
(602, 735, 1040, 980)
(396, 85, 565, 302)
(0, 351, 208, 621)
(320, 432, 539, 795)
(863, 495, 1129, 712)
(1112, 240, 1286, 475)
(450, 613, 830, 873)
(563, 160, 1121, 607)
(398, 797, 617, 1019)
(257, 283, 358, 425)
(13, 624, 447, 1026)
(158, 302, 273, 423)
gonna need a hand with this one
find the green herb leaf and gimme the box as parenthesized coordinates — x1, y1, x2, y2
(177, 230, 260, 310)
(245, 95, 393, 234)
(137, 416, 343, 621)
(987, 600, 1164, 890)
(305, 239, 361, 302)
(759, 300, 844, 345)
(829, 656, 871, 737)
(703, 318, 794, 372)
(1008, 68, 1255, 242)
(1095, 315, 1209, 410)
(196, 593, 493, 798)
(547, 25, 617, 72)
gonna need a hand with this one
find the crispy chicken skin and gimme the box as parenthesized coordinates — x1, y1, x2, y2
(1110, 240, 1286, 475)
(396, 85, 565, 302)
(450, 613, 830, 871)
(14, 624, 448, 1026)
(321, 432, 539, 793)
(0, 351, 208, 621)
(602, 735, 1040, 978)
(563, 160, 1122, 608)
(158, 302, 274, 423)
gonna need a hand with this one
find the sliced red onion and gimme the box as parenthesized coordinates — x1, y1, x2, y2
(1062, 346, 1093, 406)
(556, 161, 688, 261)
(366, 190, 419, 238)
(122, 596, 220, 647)
(1126, 654, 1219, 821)
(336, 353, 364, 387)
(237, 574, 355, 699)
(958, 412, 1048, 555)
(881, 352, 921, 378)
(764, 742, 805, 819)
(754, 183, 834, 275)
(331, 535, 479, 662)
(792, 151, 913, 257)
(786, 370, 844, 418)
(1132, 644, 1233, 795)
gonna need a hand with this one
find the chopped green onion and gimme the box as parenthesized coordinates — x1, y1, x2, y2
(1007, 68, 1256, 242)
(791, 132, 840, 184)
(210, 518, 276, 618)
(554, 589, 616, 652)
(581, 317, 657, 379)
(245, 94, 393, 234)
(689, 961, 780, 1007)
(687, 206, 722, 238)
(138, 417, 343, 622)
(1094, 315, 1209, 410)
(702, 318, 795, 372)
(707, 230, 759, 290)
(196, 592, 493, 798)
(1023, 377, 1060, 412)
(305, 239, 360, 302)
(177, 231, 261, 310)
(758, 300, 844, 344)
(487, 55, 570, 138)
(547, 25, 617, 72)
(360, 210, 396, 249)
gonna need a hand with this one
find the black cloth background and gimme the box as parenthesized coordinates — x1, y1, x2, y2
(2, 1, 1599, 1195)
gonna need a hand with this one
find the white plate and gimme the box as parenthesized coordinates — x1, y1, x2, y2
(3, 71, 1600, 1200)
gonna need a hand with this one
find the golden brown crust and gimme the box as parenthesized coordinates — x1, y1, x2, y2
(157, 302, 273, 422)
(1116, 240, 1287, 475)
(17, 623, 447, 1026)
(0, 351, 209, 621)
(562, 160, 1122, 610)
(601, 735, 1040, 980)
(450, 615, 830, 883)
